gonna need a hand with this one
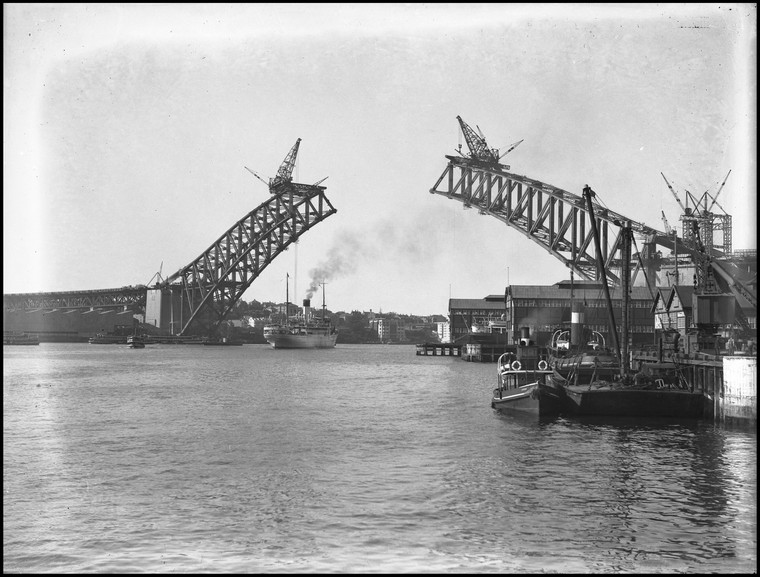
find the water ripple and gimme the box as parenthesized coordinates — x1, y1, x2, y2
(3, 343, 756, 573)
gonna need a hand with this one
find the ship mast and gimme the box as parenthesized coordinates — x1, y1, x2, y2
(620, 221, 632, 375)
(321, 282, 327, 322)
(583, 185, 622, 365)
(285, 272, 290, 327)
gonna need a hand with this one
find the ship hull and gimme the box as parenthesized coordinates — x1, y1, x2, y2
(561, 386, 706, 418)
(491, 384, 540, 413)
(265, 333, 337, 349)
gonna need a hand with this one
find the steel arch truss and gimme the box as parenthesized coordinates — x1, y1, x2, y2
(430, 157, 667, 285)
(164, 185, 337, 335)
(429, 157, 757, 310)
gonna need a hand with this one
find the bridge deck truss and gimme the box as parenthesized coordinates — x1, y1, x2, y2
(3, 287, 147, 312)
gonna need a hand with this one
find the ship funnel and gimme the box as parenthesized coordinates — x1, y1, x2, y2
(520, 326, 531, 346)
(303, 298, 311, 320)
(571, 301, 584, 347)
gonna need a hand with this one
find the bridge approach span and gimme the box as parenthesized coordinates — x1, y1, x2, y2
(3, 287, 147, 312)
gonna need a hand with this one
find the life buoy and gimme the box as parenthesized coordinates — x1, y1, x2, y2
(538, 360, 548, 371)
(511, 360, 522, 371)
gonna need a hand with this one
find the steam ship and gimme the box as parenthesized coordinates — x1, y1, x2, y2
(263, 280, 337, 349)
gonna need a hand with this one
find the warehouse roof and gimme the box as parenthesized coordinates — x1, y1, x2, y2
(508, 284, 653, 300)
(449, 298, 506, 310)
(450, 284, 654, 310)
(670, 285, 695, 311)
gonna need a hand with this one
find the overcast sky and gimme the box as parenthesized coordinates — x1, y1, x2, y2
(4, 3, 756, 315)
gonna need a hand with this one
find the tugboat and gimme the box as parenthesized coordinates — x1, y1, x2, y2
(491, 327, 557, 414)
(126, 335, 145, 349)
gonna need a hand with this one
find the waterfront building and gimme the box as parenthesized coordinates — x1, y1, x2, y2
(449, 280, 656, 348)
(506, 281, 655, 347)
(448, 297, 508, 341)
(664, 285, 694, 333)
(651, 283, 756, 354)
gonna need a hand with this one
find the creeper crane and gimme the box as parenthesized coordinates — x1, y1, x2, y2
(455, 115, 522, 169)
(245, 138, 327, 193)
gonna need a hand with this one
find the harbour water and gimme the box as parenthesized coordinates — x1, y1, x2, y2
(3, 343, 757, 573)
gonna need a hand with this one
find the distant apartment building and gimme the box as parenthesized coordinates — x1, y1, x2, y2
(436, 321, 451, 343)
(369, 317, 404, 342)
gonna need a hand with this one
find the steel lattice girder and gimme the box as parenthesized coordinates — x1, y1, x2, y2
(3, 287, 147, 312)
(430, 157, 673, 285)
(429, 157, 757, 311)
(164, 186, 336, 335)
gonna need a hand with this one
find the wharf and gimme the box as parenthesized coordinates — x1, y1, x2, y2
(145, 335, 206, 345)
(461, 342, 516, 362)
(416, 342, 460, 357)
(632, 347, 757, 425)
(3, 332, 40, 345)
(454, 331, 511, 362)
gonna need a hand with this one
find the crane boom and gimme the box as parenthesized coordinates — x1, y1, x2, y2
(271, 138, 301, 189)
(707, 169, 732, 213)
(244, 166, 269, 187)
(661, 210, 673, 235)
(498, 139, 524, 160)
(456, 116, 499, 164)
(661, 172, 687, 214)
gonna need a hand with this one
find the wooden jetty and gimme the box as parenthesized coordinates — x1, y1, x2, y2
(461, 342, 516, 362)
(416, 342, 460, 357)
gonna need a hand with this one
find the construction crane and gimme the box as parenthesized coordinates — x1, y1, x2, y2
(243, 138, 328, 196)
(660, 170, 733, 255)
(244, 138, 302, 194)
(246, 166, 328, 189)
(455, 115, 522, 169)
(662, 169, 753, 335)
(271, 138, 300, 191)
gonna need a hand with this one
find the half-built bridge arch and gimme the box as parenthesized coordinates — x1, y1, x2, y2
(429, 117, 756, 311)
(154, 139, 337, 336)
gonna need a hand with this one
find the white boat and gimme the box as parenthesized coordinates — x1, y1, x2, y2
(491, 345, 554, 414)
(264, 278, 337, 349)
(127, 335, 145, 349)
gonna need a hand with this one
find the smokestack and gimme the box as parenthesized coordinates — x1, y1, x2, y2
(303, 299, 311, 321)
(520, 326, 531, 346)
(571, 301, 584, 347)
